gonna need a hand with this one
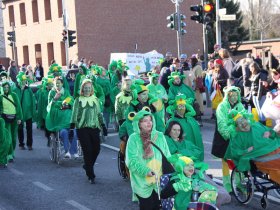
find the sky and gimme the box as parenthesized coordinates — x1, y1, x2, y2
(234, 0, 280, 12)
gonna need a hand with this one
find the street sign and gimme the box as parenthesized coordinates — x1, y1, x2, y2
(220, 14, 236, 21)
(219, 8, 227, 15)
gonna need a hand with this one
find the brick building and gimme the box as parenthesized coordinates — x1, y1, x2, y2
(2, 0, 203, 74)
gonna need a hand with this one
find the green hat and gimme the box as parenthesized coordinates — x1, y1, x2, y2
(168, 72, 185, 86)
(48, 63, 62, 75)
(16, 72, 32, 84)
(109, 60, 118, 72)
(116, 60, 129, 73)
(166, 94, 195, 117)
(131, 79, 148, 94)
(90, 65, 102, 75)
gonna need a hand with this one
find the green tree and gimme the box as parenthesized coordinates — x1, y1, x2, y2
(207, 0, 249, 53)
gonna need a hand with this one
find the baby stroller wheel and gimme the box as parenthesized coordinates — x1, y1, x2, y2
(231, 167, 254, 204)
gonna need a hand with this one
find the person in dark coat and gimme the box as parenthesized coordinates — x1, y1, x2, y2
(7, 60, 18, 84)
(160, 52, 173, 69)
(34, 62, 44, 81)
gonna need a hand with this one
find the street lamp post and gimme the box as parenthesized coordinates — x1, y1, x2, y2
(171, 0, 184, 58)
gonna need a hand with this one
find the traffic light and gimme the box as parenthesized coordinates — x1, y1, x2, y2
(62, 29, 67, 42)
(190, 5, 203, 24)
(203, 3, 215, 31)
(7, 31, 15, 46)
(167, 13, 178, 31)
(179, 14, 187, 35)
(68, 30, 77, 47)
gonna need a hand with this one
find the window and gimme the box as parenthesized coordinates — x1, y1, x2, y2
(35, 44, 42, 65)
(8, 5, 15, 26)
(44, 0, 52, 21)
(47, 43, 54, 66)
(60, 42, 66, 66)
(32, 0, 39, 22)
(57, 0, 63, 18)
(19, 3, 27, 25)
(23, 46, 30, 65)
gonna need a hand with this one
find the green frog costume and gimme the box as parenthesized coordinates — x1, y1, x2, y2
(46, 86, 74, 132)
(166, 94, 204, 161)
(0, 81, 23, 161)
(48, 63, 70, 91)
(0, 117, 11, 166)
(125, 110, 171, 201)
(73, 65, 88, 98)
(165, 155, 217, 210)
(168, 72, 195, 101)
(225, 110, 280, 172)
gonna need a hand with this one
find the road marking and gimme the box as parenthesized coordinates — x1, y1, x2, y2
(101, 143, 119, 152)
(32, 181, 53, 191)
(204, 141, 212, 145)
(9, 168, 24, 175)
(107, 133, 118, 137)
(66, 200, 91, 210)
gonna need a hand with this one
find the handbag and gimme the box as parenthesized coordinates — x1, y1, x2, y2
(1, 113, 16, 123)
(211, 85, 223, 110)
(195, 77, 205, 93)
(150, 138, 175, 174)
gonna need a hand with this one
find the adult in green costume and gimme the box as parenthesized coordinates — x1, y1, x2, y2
(14, 72, 36, 150)
(73, 65, 88, 98)
(0, 117, 11, 168)
(48, 63, 70, 92)
(166, 94, 204, 161)
(95, 66, 112, 128)
(211, 86, 246, 192)
(37, 76, 54, 145)
(164, 121, 203, 162)
(125, 79, 165, 135)
(161, 155, 217, 210)
(115, 76, 133, 126)
(225, 110, 280, 172)
(110, 60, 129, 88)
(125, 110, 171, 209)
(46, 77, 73, 132)
(0, 81, 23, 162)
(168, 72, 195, 101)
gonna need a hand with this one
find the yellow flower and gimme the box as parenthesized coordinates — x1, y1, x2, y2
(22, 75, 27, 80)
(53, 66, 58, 71)
(63, 97, 72, 104)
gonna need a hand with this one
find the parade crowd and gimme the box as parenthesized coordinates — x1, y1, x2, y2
(1, 46, 280, 210)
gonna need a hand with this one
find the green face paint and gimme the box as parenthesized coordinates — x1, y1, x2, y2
(236, 117, 251, 132)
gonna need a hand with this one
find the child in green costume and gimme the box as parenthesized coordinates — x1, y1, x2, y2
(0, 117, 11, 168)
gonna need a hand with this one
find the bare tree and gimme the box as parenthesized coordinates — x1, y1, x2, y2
(243, 0, 279, 40)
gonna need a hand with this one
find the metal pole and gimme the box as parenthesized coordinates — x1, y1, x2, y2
(175, 1, 181, 58)
(11, 22, 17, 66)
(215, 0, 221, 47)
(62, 0, 69, 68)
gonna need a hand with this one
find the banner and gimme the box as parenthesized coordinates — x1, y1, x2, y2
(110, 51, 163, 76)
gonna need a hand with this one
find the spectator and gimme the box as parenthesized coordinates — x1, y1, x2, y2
(212, 59, 229, 93)
(34, 62, 44, 81)
(219, 48, 235, 77)
(25, 65, 34, 82)
(7, 60, 18, 84)
(160, 52, 173, 69)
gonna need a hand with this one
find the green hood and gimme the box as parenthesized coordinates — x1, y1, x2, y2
(221, 86, 242, 105)
(1, 81, 12, 94)
(132, 110, 157, 135)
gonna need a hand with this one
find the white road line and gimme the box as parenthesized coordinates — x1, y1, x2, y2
(204, 141, 212, 145)
(66, 200, 91, 210)
(107, 133, 118, 137)
(9, 168, 24, 175)
(101, 143, 119, 152)
(32, 181, 53, 191)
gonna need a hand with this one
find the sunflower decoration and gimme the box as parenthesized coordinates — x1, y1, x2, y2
(166, 94, 196, 118)
(48, 63, 62, 76)
(116, 60, 129, 74)
(16, 71, 33, 85)
(61, 96, 73, 110)
(90, 64, 102, 76)
(41, 75, 54, 89)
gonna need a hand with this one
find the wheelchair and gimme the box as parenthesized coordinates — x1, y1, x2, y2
(49, 130, 83, 165)
(230, 160, 280, 209)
